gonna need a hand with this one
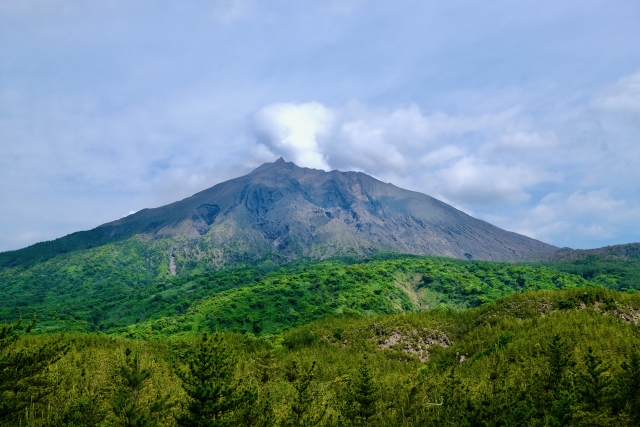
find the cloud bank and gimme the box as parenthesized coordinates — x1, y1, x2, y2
(252, 102, 559, 205)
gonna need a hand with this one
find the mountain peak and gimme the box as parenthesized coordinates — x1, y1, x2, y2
(122, 160, 556, 262)
(1, 159, 558, 270)
(249, 157, 304, 177)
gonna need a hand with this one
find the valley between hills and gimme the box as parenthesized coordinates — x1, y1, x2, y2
(2, 161, 640, 426)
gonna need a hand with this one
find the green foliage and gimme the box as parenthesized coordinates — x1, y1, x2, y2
(120, 255, 600, 338)
(0, 317, 68, 423)
(339, 357, 379, 426)
(537, 252, 640, 291)
(546, 333, 574, 393)
(1, 287, 640, 425)
(616, 348, 640, 424)
(578, 346, 612, 415)
(2, 246, 640, 425)
(112, 347, 171, 427)
(282, 359, 326, 427)
(176, 333, 256, 427)
(1, 248, 613, 337)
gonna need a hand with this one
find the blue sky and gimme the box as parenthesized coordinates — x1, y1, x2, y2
(1, 0, 640, 251)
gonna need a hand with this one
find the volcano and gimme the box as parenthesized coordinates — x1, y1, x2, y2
(1, 158, 557, 271)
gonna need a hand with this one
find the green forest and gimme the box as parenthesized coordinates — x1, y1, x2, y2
(2, 249, 640, 425)
(4, 250, 640, 337)
(3, 287, 640, 426)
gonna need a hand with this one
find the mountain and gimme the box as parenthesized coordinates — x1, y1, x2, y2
(542, 242, 640, 261)
(0, 158, 556, 273)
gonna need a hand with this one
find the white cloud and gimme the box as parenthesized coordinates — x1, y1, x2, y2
(564, 189, 625, 214)
(482, 131, 558, 153)
(248, 86, 640, 249)
(487, 189, 639, 247)
(253, 102, 333, 170)
(419, 145, 465, 166)
(251, 101, 561, 205)
(0, 1, 638, 255)
(432, 157, 560, 204)
(593, 72, 640, 115)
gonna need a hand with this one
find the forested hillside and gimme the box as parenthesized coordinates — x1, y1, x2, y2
(3, 287, 640, 426)
(3, 248, 640, 425)
(535, 243, 640, 291)
(2, 252, 624, 336)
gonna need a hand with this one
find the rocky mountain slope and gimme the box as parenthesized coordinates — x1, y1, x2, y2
(1, 158, 557, 273)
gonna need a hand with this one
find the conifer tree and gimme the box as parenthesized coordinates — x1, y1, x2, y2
(616, 348, 640, 424)
(176, 333, 255, 427)
(431, 367, 467, 426)
(63, 393, 109, 427)
(441, 366, 464, 408)
(0, 317, 68, 422)
(283, 359, 327, 427)
(546, 378, 578, 427)
(394, 365, 430, 426)
(341, 356, 379, 426)
(537, 333, 578, 425)
(546, 334, 574, 393)
(112, 347, 170, 427)
(235, 386, 275, 427)
(501, 389, 536, 426)
(578, 346, 611, 415)
(254, 349, 277, 384)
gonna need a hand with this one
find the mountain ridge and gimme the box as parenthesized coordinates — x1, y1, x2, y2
(1, 159, 557, 271)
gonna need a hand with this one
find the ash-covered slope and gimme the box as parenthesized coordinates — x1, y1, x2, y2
(0, 158, 557, 269)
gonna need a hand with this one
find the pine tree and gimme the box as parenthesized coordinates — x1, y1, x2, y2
(283, 359, 327, 427)
(546, 334, 574, 393)
(235, 386, 275, 427)
(394, 365, 431, 426)
(341, 356, 379, 426)
(176, 333, 255, 427)
(433, 367, 468, 426)
(441, 366, 464, 408)
(0, 317, 68, 422)
(112, 347, 170, 427)
(538, 333, 578, 425)
(547, 378, 578, 427)
(254, 349, 277, 384)
(501, 389, 536, 426)
(578, 347, 611, 415)
(616, 348, 640, 424)
(63, 393, 109, 427)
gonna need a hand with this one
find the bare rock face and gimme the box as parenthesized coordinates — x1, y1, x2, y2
(99, 158, 557, 261)
(0, 158, 557, 269)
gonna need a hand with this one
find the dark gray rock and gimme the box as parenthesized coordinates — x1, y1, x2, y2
(100, 158, 557, 261)
(0, 158, 558, 269)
